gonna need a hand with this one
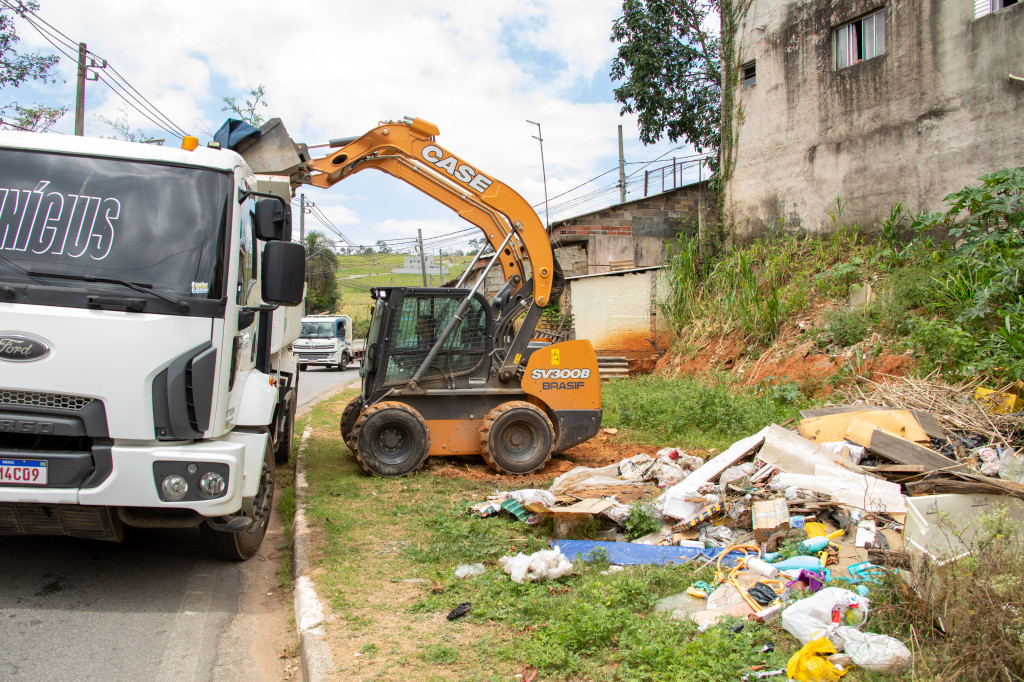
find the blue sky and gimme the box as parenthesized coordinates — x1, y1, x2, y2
(6, 0, 707, 254)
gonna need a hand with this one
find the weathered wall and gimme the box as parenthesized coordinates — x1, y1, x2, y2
(567, 269, 672, 361)
(550, 182, 711, 272)
(727, 0, 1024, 239)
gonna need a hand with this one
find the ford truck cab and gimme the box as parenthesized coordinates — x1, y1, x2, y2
(0, 131, 305, 560)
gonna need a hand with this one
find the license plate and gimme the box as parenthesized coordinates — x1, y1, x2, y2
(0, 459, 48, 485)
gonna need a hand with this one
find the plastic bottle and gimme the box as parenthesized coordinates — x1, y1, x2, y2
(768, 555, 823, 572)
(745, 556, 780, 579)
(798, 529, 845, 553)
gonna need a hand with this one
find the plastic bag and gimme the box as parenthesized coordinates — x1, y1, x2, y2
(786, 637, 847, 682)
(499, 547, 574, 584)
(455, 563, 485, 578)
(508, 489, 557, 508)
(781, 587, 870, 647)
(719, 463, 756, 491)
(833, 627, 912, 673)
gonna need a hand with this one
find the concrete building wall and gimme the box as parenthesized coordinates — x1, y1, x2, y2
(567, 269, 673, 362)
(550, 182, 712, 273)
(727, 0, 1024, 239)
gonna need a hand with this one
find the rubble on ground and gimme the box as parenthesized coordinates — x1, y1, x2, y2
(469, 377, 1022, 677)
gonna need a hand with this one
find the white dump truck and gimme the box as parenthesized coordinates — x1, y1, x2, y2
(0, 130, 306, 560)
(293, 314, 353, 370)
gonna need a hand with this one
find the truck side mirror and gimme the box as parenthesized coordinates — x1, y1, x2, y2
(262, 241, 305, 305)
(254, 197, 292, 241)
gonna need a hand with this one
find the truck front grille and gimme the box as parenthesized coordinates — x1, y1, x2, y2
(0, 390, 94, 411)
(0, 503, 121, 541)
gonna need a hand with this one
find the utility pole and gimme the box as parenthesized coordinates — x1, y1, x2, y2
(617, 125, 627, 204)
(299, 193, 306, 242)
(74, 43, 104, 136)
(417, 229, 428, 287)
(526, 120, 550, 230)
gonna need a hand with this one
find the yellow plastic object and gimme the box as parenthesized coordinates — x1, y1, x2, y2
(181, 136, 199, 151)
(787, 637, 847, 682)
(805, 522, 827, 537)
(975, 384, 1024, 415)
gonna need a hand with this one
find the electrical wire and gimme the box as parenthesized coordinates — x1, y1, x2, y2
(5, 1, 190, 139)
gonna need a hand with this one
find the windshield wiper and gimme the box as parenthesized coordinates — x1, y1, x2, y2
(0, 255, 49, 285)
(27, 270, 191, 312)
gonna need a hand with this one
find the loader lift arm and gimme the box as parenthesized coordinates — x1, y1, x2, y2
(304, 117, 555, 307)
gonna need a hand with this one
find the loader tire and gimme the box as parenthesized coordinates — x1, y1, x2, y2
(352, 401, 430, 477)
(340, 395, 364, 451)
(479, 401, 554, 475)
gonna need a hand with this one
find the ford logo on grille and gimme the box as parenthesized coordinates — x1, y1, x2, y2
(0, 335, 50, 362)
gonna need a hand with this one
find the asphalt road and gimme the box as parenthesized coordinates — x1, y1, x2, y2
(0, 521, 290, 681)
(296, 363, 360, 414)
(0, 365, 359, 681)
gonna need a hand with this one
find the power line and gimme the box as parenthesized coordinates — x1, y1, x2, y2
(5, 1, 190, 139)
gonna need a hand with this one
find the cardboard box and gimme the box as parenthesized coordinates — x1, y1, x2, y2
(752, 498, 790, 543)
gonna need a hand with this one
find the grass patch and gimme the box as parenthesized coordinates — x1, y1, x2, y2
(299, 389, 799, 680)
(601, 374, 802, 448)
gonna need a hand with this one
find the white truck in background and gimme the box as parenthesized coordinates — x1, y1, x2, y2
(293, 314, 353, 371)
(0, 130, 306, 560)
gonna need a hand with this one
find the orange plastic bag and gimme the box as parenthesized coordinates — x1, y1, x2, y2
(786, 636, 847, 682)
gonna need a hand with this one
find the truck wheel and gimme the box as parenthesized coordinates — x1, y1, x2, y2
(274, 376, 298, 465)
(200, 436, 274, 561)
(352, 401, 430, 477)
(479, 401, 554, 475)
(298, 363, 307, 372)
(341, 352, 350, 368)
(340, 395, 364, 451)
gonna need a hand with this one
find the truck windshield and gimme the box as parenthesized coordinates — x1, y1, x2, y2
(0, 148, 230, 299)
(300, 321, 335, 339)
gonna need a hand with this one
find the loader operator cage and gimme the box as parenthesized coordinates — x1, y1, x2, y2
(382, 289, 491, 386)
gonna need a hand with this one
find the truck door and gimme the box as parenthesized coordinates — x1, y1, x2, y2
(228, 191, 258, 403)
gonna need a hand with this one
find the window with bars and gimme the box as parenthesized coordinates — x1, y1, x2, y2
(835, 9, 886, 69)
(741, 61, 757, 87)
(976, 0, 1019, 17)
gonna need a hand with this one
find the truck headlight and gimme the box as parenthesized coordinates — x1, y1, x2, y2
(199, 471, 227, 497)
(161, 474, 188, 501)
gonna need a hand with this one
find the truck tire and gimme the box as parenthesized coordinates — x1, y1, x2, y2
(479, 401, 554, 475)
(341, 351, 350, 368)
(340, 395, 364, 451)
(298, 363, 307, 372)
(201, 435, 274, 561)
(352, 401, 430, 477)
(274, 375, 298, 465)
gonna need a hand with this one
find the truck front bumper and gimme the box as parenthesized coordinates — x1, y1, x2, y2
(0, 432, 266, 517)
(294, 351, 340, 365)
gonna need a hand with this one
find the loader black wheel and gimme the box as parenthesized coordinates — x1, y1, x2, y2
(340, 395, 364, 451)
(201, 433, 274, 561)
(352, 401, 430, 477)
(479, 401, 554, 475)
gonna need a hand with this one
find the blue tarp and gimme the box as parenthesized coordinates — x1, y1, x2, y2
(214, 118, 261, 151)
(551, 540, 747, 567)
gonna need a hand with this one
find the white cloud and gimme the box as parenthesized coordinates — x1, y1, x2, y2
(15, 0, 699, 240)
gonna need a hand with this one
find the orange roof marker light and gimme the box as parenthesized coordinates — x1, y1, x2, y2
(181, 136, 199, 151)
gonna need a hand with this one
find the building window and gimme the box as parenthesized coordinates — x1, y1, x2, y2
(741, 60, 757, 87)
(976, 0, 1019, 18)
(835, 9, 885, 69)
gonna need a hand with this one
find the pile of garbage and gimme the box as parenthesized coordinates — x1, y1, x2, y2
(467, 384, 1024, 678)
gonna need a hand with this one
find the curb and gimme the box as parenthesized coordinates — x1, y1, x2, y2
(292, 424, 334, 681)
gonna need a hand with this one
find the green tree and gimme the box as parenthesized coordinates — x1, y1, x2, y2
(303, 232, 339, 314)
(609, 0, 721, 154)
(0, 1, 67, 132)
(221, 83, 268, 127)
(375, 239, 392, 254)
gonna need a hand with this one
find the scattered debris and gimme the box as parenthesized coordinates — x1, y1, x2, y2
(446, 602, 471, 621)
(499, 547, 574, 584)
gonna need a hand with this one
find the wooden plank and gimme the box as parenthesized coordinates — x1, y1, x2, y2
(910, 409, 947, 441)
(799, 405, 947, 442)
(861, 464, 927, 473)
(845, 419, 966, 473)
(798, 409, 929, 444)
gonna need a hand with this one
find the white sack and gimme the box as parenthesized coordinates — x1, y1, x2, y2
(499, 547, 574, 584)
